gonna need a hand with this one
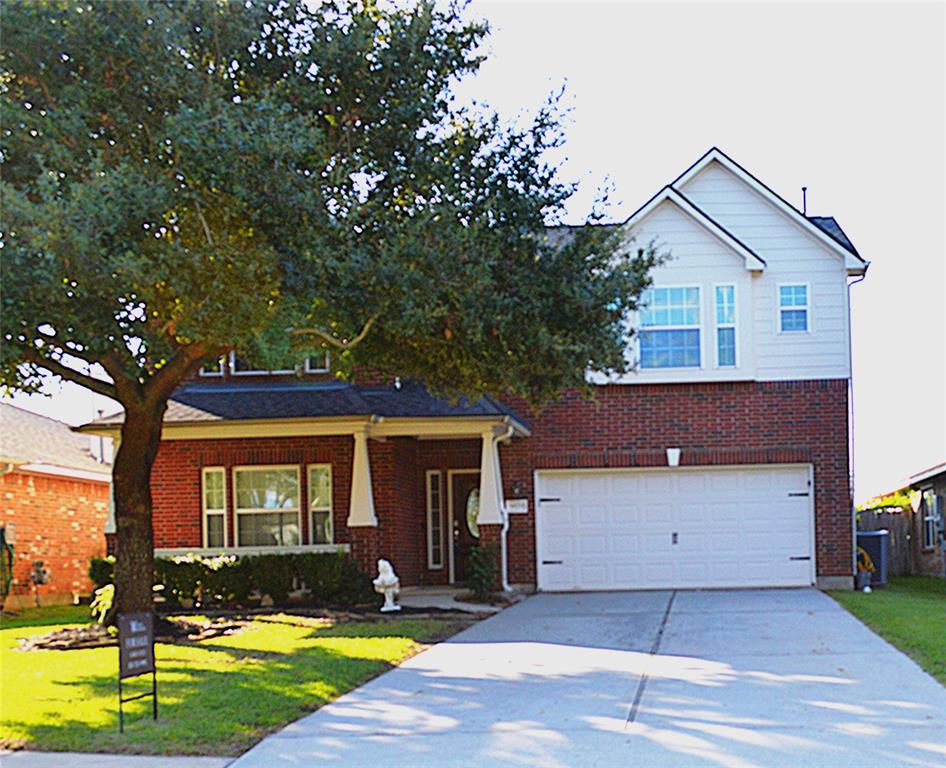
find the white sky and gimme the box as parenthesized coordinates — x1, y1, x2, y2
(5, 0, 945, 503)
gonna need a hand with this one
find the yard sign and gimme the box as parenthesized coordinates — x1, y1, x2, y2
(117, 611, 158, 731)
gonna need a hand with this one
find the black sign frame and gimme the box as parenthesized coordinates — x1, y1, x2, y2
(117, 611, 158, 732)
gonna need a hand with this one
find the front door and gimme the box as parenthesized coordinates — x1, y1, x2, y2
(451, 472, 481, 583)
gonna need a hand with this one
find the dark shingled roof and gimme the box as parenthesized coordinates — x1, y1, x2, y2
(0, 403, 110, 474)
(90, 381, 524, 426)
(807, 216, 860, 258)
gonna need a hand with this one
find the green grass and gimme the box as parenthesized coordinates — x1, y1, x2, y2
(1, 604, 92, 630)
(0, 608, 466, 755)
(830, 576, 946, 685)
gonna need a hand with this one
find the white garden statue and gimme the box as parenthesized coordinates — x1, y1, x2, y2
(373, 559, 401, 612)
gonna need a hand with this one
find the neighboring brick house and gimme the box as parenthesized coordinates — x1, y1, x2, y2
(1, 404, 111, 606)
(908, 462, 946, 578)
(81, 148, 869, 592)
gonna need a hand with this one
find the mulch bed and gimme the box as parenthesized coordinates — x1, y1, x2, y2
(16, 616, 249, 652)
(13, 604, 482, 652)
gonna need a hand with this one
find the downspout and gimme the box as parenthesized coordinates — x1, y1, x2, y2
(496, 422, 515, 593)
(847, 271, 868, 580)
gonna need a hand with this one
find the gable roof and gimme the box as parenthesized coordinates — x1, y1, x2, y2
(86, 380, 526, 429)
(672, 147, 868, 275)
(622, 185, 767, 271)
(0, 403, 110, 479)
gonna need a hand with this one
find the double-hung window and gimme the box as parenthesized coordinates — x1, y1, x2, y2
(779, 284, 809, 332)
(307, 464, 333, 545)
(921, 488, 940, 550)
(715, 285, 737, 367)
(639, 287, 702, 369)
(202, 467, 227, 548)
(426, 471, 444, 569)
(233, 466, 301, 547)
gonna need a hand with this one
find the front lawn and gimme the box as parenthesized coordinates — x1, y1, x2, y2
(830, 576, 946, 685)
(0, 607, 466, 755)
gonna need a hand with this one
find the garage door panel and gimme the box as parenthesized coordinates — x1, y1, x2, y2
(537, 466, 813, 591)
(578, 505, 607, 524)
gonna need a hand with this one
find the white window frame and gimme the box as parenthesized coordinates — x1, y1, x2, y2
(426, 470, 445, 569)
(229, 351, 297, 376)
(304, 352, 331, 373)
(198, 356, 227, 377)
(307, 463, 334, 545)
(201, 466, 228, 548)
(232, 464, 302, 548)
(637, 284, 703, 370)
(777, 282, 811, 334)
(714, 283, 738, 368)
(921, 488, 938, 550)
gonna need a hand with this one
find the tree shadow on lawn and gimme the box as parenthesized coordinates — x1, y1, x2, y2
(3, 618, 460, 756)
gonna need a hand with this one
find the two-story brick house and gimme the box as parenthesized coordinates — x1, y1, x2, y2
(81, 148, 868, 592)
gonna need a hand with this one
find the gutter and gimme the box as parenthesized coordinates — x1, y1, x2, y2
(847, 270, 868, 580)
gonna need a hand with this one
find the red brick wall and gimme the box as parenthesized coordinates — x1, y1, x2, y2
(499, 379, 852, 583)
(150, 435, 482, 587)
(149, 379, 851, 588)
(1, 470, 109, 602)
(151, 435, 354, 551)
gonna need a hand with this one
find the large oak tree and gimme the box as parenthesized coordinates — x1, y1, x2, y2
(1, 0, 658, 614)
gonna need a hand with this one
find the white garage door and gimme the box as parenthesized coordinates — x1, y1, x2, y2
(535, 466, 814, 591)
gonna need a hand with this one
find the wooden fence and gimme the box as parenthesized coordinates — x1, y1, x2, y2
(857, 507, 912, 576)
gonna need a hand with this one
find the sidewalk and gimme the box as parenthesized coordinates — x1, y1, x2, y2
(0, 753, 230, 767)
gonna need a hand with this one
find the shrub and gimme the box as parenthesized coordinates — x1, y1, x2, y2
(295, 551, 375, 605)
(466, 543, 499, 602)
(90, 584, 115, 624)
(246, 554, 296, 603)
(88, 556, 115, 590)
(154, 556, 204, 604)
(200, 555, 250, 604)
(93, 550, 373, 608)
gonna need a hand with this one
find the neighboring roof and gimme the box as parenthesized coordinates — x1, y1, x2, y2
(909, 461, 946, 486)
(672, 147, 868, 274)
(0, 403, 110, 478)
(87, 380, 525, 428)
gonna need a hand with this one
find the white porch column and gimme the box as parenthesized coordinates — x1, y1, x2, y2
(477, 428, 505, 525)
(347, 428, 377, 527)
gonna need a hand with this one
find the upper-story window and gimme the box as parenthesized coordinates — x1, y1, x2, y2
(715, 285, 737, 367)
(779, 284, 809, 333)
(199, 351, 330, 377)
(639, 287, 701, 369)
(199, 356, 227, 377)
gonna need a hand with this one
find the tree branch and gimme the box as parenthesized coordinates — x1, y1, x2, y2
(18, 346, 118, 401)
(194, 198, 214, 246)
(291, 315, 378, 350)
(144, 341, 209, 406)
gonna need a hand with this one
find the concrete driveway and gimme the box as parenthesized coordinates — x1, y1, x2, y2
(232, 589, 946, 768)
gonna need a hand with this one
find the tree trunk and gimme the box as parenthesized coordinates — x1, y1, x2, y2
(113, 401, 168, 615)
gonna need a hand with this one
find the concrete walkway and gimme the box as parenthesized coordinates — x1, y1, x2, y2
(231, 588, 946, 768)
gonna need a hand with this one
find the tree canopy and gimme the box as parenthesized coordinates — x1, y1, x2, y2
(1, 0, 656, 406)
(0, 0, 658, 613)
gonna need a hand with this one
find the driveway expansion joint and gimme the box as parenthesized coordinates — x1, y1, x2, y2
(626, 589, 676, 725)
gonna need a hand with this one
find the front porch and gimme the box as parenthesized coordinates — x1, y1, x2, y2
(83, 380, 530, 589)
(343, 421, 520, 589)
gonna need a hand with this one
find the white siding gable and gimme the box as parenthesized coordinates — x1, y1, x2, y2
(596, 156, 855, 386)
(591, 199, 757, 385)
(679, 162, 851, 381)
